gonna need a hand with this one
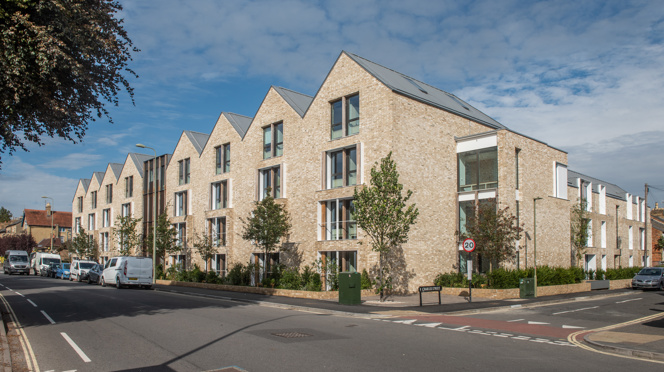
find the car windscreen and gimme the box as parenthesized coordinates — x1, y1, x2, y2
(43, 258, 61, 265)
(638, 268, 662, 276)
(80, 263, 95, 269)
(62, 263, 70, 269)
(10, 255, 28, 262)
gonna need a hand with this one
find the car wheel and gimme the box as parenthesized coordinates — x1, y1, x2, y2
(101, 277, 106, 287)
(116, 277, 122, 289)
(144, 285, 152, 290)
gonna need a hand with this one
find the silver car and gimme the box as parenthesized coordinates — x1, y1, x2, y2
(632, 267, 664, 290)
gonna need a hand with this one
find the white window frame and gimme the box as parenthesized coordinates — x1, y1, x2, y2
(554, 162, 567, 199)
(628, 226, 633, 250)
(175, 191, 188, 216)
(599, 185, 606, 215)
(600, 221, 606, 248)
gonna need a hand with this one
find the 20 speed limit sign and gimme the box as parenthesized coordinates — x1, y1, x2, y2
(462, 238, 476, 253)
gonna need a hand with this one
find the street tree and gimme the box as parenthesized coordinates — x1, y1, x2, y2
(70, 227, 97, 260)
(145, 212, 179, 266)
(241, 189, 291, 283)
(0, 233, 36, 255)
(193, 233, 216, 273)
(458, 199, 522, 273)
(570, 198, 590, 266)
(0, 207, 12, 222)
(0, 0, 138, 166)
(353, 152, 419, 301)
(114, 215, 142, 256)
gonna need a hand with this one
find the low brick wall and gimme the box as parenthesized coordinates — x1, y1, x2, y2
(156, 280, 374, 300)
(608, 279, 632, 289)
(438, 280, 629, 300)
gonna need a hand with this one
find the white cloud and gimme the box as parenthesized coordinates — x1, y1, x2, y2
(39, 153, 103, 171)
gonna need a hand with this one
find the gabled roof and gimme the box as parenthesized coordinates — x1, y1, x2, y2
(127, 153, 153, 176)
(184, 130, 210, 155)
(567, 169, 634, 202)
(652, 215, 664, 232)
(273, 86, 313, 118)
(92, 172, 104, 186)
(222, 112, 253, 139)
(343, 51, 507, 130)
(23, 209, 72, 228)
(107, 163, 123, 180)
(78, 179, 91, 193)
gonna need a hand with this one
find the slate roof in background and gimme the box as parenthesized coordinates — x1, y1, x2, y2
(23, 209, 72, 228)
(344, 52, 506, 130)
(184, 130, 210, 155)
(223, 113, 253, 139)
(567, 169, 634, 202)
(273, 86, 313, 118)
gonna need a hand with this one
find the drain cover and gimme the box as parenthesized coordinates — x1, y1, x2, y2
(271, 331, 313, 339)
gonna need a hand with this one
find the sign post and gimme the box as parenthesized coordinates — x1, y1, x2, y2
(462, 238, 476, 303)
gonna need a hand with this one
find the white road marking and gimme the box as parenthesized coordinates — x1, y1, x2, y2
(392, 319, 416, 324)
(527, 321, 549, 325)
(616, 298, 641, 304)
(5, 287, 12, 291)
(61, 332, 91, 363)
(562, 325, 585, 329)
(510, 304, 522, 308)
(507, 319, 524, 322)
(414, 322, 442, 328)
(41, 310, 56, 324)
(27, 299, 37, 307)
(552, 306, 598, 315)
(15, 292, 25, 297)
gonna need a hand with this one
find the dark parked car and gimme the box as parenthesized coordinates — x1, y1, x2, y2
(86, 264, 103, 284)
(47, 263, 60, 278)
(632, 267, 664, 290)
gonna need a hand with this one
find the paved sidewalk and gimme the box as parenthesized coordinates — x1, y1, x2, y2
(154, 284, 664, 362)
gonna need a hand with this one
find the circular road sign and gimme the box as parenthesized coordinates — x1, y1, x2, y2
(463, 238, 476, 253)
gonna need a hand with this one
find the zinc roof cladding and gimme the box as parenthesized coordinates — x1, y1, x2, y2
(567, 169, 635, 202)
(222, 112, 253, 139)
(273, 86, 313, 118)
(108, 163, 123, 180)
(92, 172, 104, 186)
(343, 52, 507, 130)
(23, 209, 72, 228)
(79, 179, 91, 193)
(184, 130, 210, 155)
(128, 153, 153, 176)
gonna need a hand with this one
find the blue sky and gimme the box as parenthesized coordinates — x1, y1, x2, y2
(2, 0, 664, 216)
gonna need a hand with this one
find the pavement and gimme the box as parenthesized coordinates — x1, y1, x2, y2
(1, 284, 663, 368)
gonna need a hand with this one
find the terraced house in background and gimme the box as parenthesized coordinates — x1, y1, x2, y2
(72, 52, 652, 292)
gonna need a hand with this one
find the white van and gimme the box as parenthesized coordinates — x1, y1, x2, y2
(101, 256, 153, 289)
(30, 252, 62, 276)
(70, 260, 98, 282)
(4, 250, 30, 275)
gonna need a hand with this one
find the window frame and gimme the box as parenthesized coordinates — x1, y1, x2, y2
(102, 208, 111, 228)
(175, 191, 188, 216)
(320, 198, 356, 241)
(121, 203, 131, 217)
(208, 217, 227, 247)
(457, 147, 498, 192)
(175, 223, 186, 249)
(211, 180, 228, 210)
(259, 165, 281, 200)
(125, 176, 133, 198)
(325, 145, 358, 189)
(330, 93, 359, 140)
(263, 122, 283, 159)
(178, 158, 191, 185)
(91, 191, 97, 209)
(77, 196, 83, 213)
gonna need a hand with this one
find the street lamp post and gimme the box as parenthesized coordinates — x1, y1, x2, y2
(136, 144, 158, 285)
(533, 197, 542, 297)
(41, 196, 54, 253)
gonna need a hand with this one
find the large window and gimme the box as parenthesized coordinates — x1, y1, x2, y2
(319, 251, 357, 290)
(223, 143, 231, 173)
(326, 146, 357, 189)
(213, 254, 226, 277)
(320, 199, 356, 240)
(554, 163, 568, 199)
(175, 191, 188, 216)
(91, 191, 97, 209)
(208, 217, 226, 246)
(211, 181, 228, 210)
(77, 196, 83, 213)
(263, 122, 283, 159)
(88, 213, 95, 230)
(74, 217, 81, 233)
(102, 209, 111, 228)
(259, 166, 281, 200)
(331, 94, 359, 140)
(175, 223, 186, 248)
(458, 147, 498, 192)
(178, 158, 190, 185)
(100, 232, 109, 252)
(105, 184, 113, 204)
(125, 176, 133, 198)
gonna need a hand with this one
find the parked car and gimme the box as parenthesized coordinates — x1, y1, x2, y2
(70, 260, 97, 282)
(101, 256, 153, 289)
(55, 263, 71, 280)
(86, 264, 103, 284)
(632, 267, 664, 290)
(47, 263, 60, 278)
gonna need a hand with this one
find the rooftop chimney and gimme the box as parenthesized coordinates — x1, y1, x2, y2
(46, 203, 52, 217)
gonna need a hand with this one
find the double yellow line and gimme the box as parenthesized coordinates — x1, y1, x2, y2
(567, 311, 664, 364)
(0, 292, 40, 371)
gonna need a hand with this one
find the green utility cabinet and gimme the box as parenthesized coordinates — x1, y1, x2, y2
(520, 278, 535, 299)
(338, 272, 361, 305)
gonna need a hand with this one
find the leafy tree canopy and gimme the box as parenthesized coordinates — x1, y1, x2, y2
(0, 207, 12, 222)
(0, 0, 138, 166)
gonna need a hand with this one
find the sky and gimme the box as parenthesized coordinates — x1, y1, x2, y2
(2, 0, 664, 217)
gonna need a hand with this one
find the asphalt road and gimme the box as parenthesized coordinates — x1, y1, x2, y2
(0, 273, 660, 371)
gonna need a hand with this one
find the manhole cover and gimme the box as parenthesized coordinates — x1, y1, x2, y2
(271, 331, 313, 339)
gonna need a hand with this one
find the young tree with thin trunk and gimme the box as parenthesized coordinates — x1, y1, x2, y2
(145, 212, 179, 266)
(241, 189, 291, 283)
(570, 198, 590, 266)
(71, 227, 97, 260)
(114, 215, 142, 256)
(193, 233, 216, 273)
(458, 199, 522, 273)
(353, 152, 419, 301)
